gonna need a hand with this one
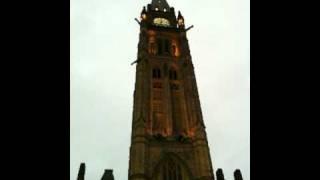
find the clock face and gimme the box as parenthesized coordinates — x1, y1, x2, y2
(153, 18, 170, 27)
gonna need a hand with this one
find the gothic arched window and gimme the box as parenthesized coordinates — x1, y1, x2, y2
(162, 158, 182, 180)
(169, 69, 178, 80)
(164, 39, 170, 54)
(152, 156, 189, 180)
(157, 39, 163, 55)
(150, 42, 156, 54)
(153, 68, 161, 79)
(157, 38, 171, 55)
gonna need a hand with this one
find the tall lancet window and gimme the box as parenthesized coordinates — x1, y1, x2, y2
(153, 68, 161, 79)
(157, 39, 163, 55)
(169, 69, 178, 80)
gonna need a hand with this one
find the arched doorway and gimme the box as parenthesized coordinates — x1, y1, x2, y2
(152, 154, 192, 180)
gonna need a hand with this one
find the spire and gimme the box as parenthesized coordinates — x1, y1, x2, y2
(141, 6, 147, 14)
(151, 0, 170, 12)
(178, 11, 184, 19)
(140, 6, 147, 20)
(77, 163, 86, 180)
(177, 11, 185, 28)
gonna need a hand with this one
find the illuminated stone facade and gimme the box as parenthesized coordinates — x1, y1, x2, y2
(129, 1, 215, 180)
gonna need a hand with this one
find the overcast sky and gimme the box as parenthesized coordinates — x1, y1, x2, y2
(70, 0, 250, 180)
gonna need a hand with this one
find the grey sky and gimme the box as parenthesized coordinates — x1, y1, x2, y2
(71, 0, 250, 180)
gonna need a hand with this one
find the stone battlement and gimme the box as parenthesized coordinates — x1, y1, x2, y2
(76, 163, 243, 180)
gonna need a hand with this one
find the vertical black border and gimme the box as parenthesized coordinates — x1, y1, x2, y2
(250, 0, 319, 179)
(3, 0, 71, 178)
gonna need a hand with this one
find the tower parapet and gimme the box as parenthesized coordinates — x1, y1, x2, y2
(76, 163, 115, 180)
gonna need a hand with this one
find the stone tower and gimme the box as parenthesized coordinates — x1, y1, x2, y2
(129, 1, 215, 180)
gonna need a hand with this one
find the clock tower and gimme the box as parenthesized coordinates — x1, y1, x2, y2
(129, 0, 215, 180)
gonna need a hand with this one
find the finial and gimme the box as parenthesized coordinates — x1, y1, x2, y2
(234, 169, 243, 180)
(151, 0, 170, 11)
(142, 6, 146, 13)
(140, 6, 147, 21)
(101, 169, 114, 180)
(177, 11, 185, 28)
(216, 168, 225, 180)
(178, 11, 183, 18)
